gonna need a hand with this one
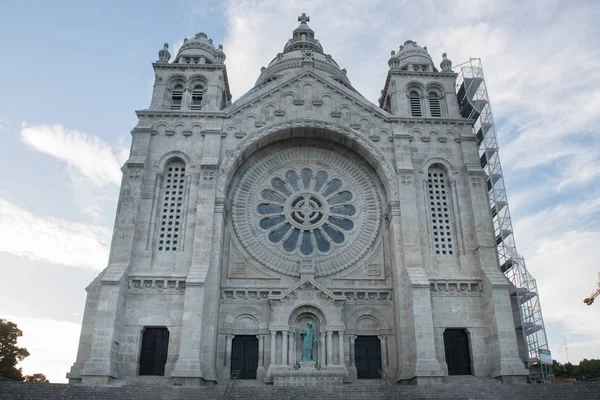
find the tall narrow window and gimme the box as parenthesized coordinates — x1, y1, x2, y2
(409, 91, 422, 117)
(429, 92, 442, 117)
(139, 327, 169, 376)
(427, 167, 454, 255)
(158, 160, 186, 252)
(191, 85, 203, 110)
(170, 84, 183, 110)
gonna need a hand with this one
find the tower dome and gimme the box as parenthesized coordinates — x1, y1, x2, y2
(254, 13, 351, 89)
(388, 40, 435, 71)
(174, 32, 225, 64)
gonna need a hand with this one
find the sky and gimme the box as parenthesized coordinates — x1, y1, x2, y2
(1, 0, 599, 383)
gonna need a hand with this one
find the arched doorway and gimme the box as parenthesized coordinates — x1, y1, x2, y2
(355, 336, 382, 379)
(444, 329, 472, 375)
(231, 335, 259, 379)
(139, 327, 169, 376)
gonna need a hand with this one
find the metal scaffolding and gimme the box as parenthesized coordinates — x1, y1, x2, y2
(455, 58, 552, 382)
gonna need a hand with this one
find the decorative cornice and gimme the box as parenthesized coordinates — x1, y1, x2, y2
(128, 276, 186, 292)
(429, 279, 483, 296)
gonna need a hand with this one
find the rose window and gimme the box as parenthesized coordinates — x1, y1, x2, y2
(232, 146, 381, 277)
(257, 168, 357, 256)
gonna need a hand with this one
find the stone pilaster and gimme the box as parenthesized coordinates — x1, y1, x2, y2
(172, 129, 223, 385)
(81, 130, 151, 385)
(464, 152, 527, 382)
(391, 131, 443, 384)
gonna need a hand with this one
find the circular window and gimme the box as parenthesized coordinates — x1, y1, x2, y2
(232, 146, 381, 277)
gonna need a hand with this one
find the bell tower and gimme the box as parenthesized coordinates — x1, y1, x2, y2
(150, 33, 231, 112)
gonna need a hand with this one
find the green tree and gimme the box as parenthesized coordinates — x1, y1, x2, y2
(23, 373, 49, 383)
(0, 319, 30, 381)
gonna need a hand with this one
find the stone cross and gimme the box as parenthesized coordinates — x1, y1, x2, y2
(298, 13, 310, 24)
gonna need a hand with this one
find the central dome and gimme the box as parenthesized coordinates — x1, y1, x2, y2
(254, 14, 352, 89)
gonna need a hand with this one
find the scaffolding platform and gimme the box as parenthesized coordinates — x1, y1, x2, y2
(456, 59, 552, 382)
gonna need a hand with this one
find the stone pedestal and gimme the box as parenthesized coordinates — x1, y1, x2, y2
(271, 362, 346, 386)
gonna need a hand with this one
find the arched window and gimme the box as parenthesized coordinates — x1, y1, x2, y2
(409, 91, 422, 117)
(170, 84, 183, 110)
(427, 166, 454, 255)
(429, 92, 442, 117)
(158, 159, 186, 252)
(190, 85, 203, 110)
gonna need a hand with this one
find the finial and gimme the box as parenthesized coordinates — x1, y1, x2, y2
(158, 42, 171, 63)
(391, 50, 396, 56)
(440, 53, 453, 72)
(298, 13, 310, 24)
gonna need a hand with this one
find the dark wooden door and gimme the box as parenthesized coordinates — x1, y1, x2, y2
(444, 329, 472, 375)
(355, 336, 382, 379)
(231, 335, 259, 379)
(139, 327, 169, 376)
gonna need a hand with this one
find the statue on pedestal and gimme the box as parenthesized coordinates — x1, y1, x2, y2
(300, 321, 318, 362)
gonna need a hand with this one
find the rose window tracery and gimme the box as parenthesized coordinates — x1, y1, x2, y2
(232, 146, 382, 277)
(257, 168, 357, 256)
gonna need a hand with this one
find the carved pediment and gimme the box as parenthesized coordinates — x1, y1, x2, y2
(269, 277, 346, 302)
(225, 69, 391, 139)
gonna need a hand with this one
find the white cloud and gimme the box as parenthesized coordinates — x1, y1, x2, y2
(20, 123, 123, 187)
(3, 315, 80, 384)
(0, 198, 110, 270)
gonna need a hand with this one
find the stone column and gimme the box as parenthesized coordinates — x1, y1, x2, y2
(289, 331, 295, 366)
(225, 335, 233, 367)
(338, 331, 345, 366)
(258, 335, 264, 367)
(350, 335, 356, 367)
(319, 332, 326, 366)
(282, 331, 288, 366)
(326, 331, 333, 366)
(270, 331, 277, 366)
(379, 335, 388, 367)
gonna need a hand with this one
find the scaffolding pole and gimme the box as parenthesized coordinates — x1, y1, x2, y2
(455, 58, 552, 382)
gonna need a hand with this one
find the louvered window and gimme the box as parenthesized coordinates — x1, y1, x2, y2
(429, 92, 442, 117)
(427, 167, 454, 256)
(170, 84, 183, 110)
(191, 85, 203, 110)
(158, 160, 186, 252)
(409, 91, 422, 117)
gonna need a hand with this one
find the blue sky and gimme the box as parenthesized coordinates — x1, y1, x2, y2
(1, 0, 600, 382)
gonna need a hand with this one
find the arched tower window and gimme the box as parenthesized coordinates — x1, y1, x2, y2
(429, 92, 442, 117)
(191, 85, 204, 110)
(157, 159, 186, 252)
(427, 166, 454, 255)
(409, 91, 422, 117)
(170, 84, 183, 110)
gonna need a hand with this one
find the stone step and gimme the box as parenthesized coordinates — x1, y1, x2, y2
(2, 381, 600, 400)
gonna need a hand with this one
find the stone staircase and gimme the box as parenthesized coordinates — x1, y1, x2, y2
(2, 379, 600, 399)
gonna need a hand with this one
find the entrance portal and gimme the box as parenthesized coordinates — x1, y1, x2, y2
(444, 329, 472, 375)
(139, 327, 169, 376)
(355, 336, 382, 379)
(231, 335, 259, 379)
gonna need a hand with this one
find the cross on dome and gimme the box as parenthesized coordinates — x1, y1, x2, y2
(298, 13, 310, 24)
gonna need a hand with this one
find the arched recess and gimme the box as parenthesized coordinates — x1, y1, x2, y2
(233, 314, 259, 334)
(420, 156, 458, 179)
(217, 120, 399, 205)
(288, 304, 327, 330)
(349, 307, 389, 334)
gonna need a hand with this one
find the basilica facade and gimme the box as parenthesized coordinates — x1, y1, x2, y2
(68, 14, 528, 386)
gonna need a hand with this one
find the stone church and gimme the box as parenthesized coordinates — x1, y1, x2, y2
(68, 14, 528, 386)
